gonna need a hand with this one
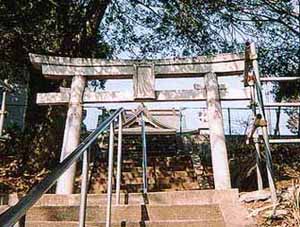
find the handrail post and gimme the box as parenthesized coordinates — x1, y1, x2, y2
(0, 88, 7, 137)
(106, 122, 114, 227)
(79, 147, 90, 227)
(141, 113, 148, 193)
(116, 114, 123, 205)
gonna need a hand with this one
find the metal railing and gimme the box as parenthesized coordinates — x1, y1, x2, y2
(0, 108, 125, 227)
(141, 113, 148, 194)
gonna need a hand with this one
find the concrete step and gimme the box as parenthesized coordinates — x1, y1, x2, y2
(25, 220, 226, 227)
(119, 183, 199, 192)
(122, 177, 155, 185)
(1, 190, 255, 227)
(172, 170, 197, 178)
(120, 176, 196, 185)
(119, 184, 161, 193)
(90, 171, 196, 180)
(121, 165, 195, 172)
(26, 204, 223, 222)
(32, 189, 239, 206)
(121, 155, 193, 163)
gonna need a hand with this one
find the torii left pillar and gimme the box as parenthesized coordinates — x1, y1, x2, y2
(56, 75, 86, 194)
(205, 72, 231, 189)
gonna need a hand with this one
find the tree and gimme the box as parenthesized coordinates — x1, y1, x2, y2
(0, 0, 112, 193)
(101, 0, 299, 83)
(102, 0, 299, 133)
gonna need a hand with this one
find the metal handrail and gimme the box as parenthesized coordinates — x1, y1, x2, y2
(0, 108, 124, 227)
(141, 112, 148, 194)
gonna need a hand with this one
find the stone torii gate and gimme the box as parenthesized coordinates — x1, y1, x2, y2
(30, 53, 250, 194)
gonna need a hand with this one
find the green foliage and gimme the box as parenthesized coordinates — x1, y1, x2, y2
(0, 1, 112, 193)
(226, 138, 300, 191)
(0, 0, 112, 63)
(102, 0, 299, 132)
(102, 1, 298, 58)
(0, 106, 65, 193)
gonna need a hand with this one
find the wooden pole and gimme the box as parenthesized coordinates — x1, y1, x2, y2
(205, 72, 231, 189)
(249, 81, 263, 191)
(250, 42, 277, 203)
(253, 132, 263, 191)
(56, 75, 86, 194)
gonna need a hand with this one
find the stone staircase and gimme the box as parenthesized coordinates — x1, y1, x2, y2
(0, 139, 255, 226)
(89, 149, 205, 193)
(0, 189, 255, 226)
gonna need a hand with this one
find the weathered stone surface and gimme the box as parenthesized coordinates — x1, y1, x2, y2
(3, 189, 255, 226)
(239, 190, 271, 203)
(205, 72, 231, 190)
(26, 204, 223, 222)
(26, 220, 226, 227)
(29, 53, 245, 79)
(27, 189, 239, 206)
(219, 203, 256, 227)
(36, 88, 250, 105)
(263, 209, 288, 218)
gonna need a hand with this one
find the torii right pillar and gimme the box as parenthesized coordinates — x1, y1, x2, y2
(205, 72, 231, 189)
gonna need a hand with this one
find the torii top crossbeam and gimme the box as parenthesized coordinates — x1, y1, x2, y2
(30, 53, 245, 79)
(30, 53, 249, 105)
